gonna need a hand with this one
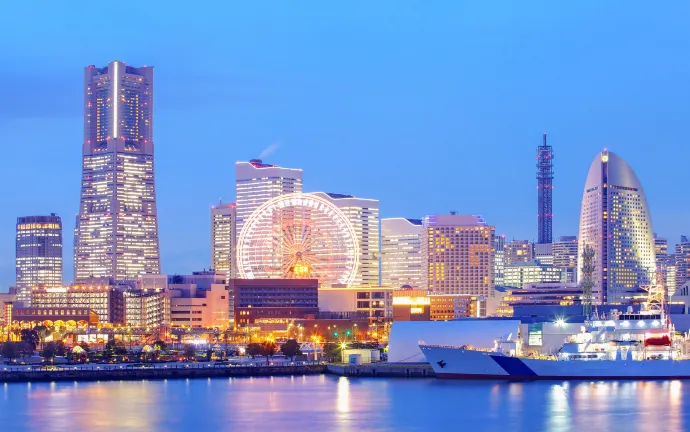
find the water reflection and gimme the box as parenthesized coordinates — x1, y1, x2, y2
(0, 378, 687, 431)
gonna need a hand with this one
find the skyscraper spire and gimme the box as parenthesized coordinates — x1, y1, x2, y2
(536, 133, 554, 244)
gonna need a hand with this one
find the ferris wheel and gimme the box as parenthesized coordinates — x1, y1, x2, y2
(236, 193, 359, 287)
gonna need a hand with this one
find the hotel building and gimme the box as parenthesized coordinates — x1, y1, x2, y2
(577, 150, 656, 303)
(311, 192, 380, 286)
(211, 202, 236, 277)
(15, 214, 63, 306)
(75, 61, 160, 282)
(235, 159, 303, 241)
(422, 214, 495, 296)
(381, 218, 424, 289)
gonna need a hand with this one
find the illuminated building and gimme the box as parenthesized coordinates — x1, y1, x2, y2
(211, 202, 236, 277)
(429, 294, 486, 319)
(318, 286, 393, 319)
(675, 236, 690, 295)
(230, 279, 318, 326)
(31, 285, 124, 323)
(553, 236, 578, 283)
(11, 307, 99, 326)
(15, 214, 63, 306)
(75, 61, 160, 282)
(123, 287, 169, 327)
(0, 294, 16, 325)
(235, 159, 302, 249)
(505, 240, 534, 265)
(577, 150, 656, 303)
(495, 282, 582, 317)
(311, 192, 380, 286)
(168, 280, 229, 329)
(392, 289, 431, 321)
(381, 218, 424, 289)
(504, 260, 563, 288)
(422, 214, 495, 296)
(494, 235, 506, 287)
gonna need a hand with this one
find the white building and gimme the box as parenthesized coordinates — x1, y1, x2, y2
(381, 218, 424, 289)
(503, 260, 563, 288)
(577, 150, 656, 303)
(318, 286, 393, 319)
(235, 159, 303, 241)
(211, 203, 236, 277)
(310, 192, 380, 287)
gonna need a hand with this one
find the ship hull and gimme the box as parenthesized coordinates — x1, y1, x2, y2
(420, 345, 690, 380)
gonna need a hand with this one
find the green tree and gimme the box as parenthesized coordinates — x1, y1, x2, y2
(54, 341, 68, 357)
(103, 340, 116, 360)
(246, 343, 261, 359)
(280, 339, 302, 360)
(20, 329, 39, 351)
(1, 342, 19, 362)
(153, 340, 167, 352)
(183, 344, 196, 361)
(322, 343, 342, 363)
(18, 341, 34, 361)
(34, 325, 50, 350)
(42, 342, 58, 363)
(260, 341, 277, 362)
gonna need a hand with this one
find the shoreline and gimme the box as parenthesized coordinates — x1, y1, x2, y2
(0, 363, 436, 383)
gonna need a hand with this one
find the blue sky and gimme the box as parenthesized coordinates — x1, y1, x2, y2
(1, 1, 689, 287)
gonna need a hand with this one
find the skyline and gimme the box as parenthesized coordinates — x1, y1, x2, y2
(2, 2, 690, 288)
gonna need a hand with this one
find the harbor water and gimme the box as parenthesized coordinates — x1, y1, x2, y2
(1, 375, 689, 431)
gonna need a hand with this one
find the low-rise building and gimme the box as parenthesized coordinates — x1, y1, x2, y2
(30, 284, 124, 323)
(429, 294, 486, 320)
(169, 282, 229, 329)
(503, 260, 562, 288)
(230, 279, 319, 327)
(392, 289, 431, 321)
(318, 286, 393, 319)
(11, 307, 99, 326)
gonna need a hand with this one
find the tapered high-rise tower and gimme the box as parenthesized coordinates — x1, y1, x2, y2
(536, 133, 554, 244)
(74, 61, 160, 282)
(577, 150, 656, 303)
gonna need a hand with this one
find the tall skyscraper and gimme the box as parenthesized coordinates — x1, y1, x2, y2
(553, 235, 578, 283)
(675, 236, 690, 294)
(577, 150, 656, 304)
(381, 218, 424, 289)
(494, 235, 506, 287)
(422, 214, 494, 296)
(16, 214, 63, 306)
(536, 133, 554, 245)
(311, 192, 380, 286)
(505, 240, 534, 265)
(75, 61, 160, 282)
(235, 159, 303, 240)
(211, 202, 236, 277)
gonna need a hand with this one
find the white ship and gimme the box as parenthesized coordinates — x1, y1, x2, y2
(420, 309, 690, 380)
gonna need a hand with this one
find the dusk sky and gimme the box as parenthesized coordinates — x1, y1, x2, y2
(1, 1, 689, 288)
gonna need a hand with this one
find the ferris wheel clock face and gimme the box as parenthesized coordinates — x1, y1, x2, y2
(237, 193, 359, 287)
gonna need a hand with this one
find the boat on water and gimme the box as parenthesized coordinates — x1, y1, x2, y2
(420, 309, 690, 380)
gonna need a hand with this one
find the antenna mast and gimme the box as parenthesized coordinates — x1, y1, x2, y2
(580, 245, 595, 318)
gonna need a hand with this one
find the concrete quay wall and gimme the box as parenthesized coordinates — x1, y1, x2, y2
(326, 363, 435, 378)
(0, 364, 326, 383)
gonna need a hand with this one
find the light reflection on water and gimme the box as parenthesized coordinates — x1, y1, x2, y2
(0, 377, 688, 431)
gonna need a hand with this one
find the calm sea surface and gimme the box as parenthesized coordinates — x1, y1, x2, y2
(1, 376, 688, 431)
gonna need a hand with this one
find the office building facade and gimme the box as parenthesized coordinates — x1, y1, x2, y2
(577, 150, 656, 303)
(675, 236, 690, 295)
(503, 260, 563, 288)
(494, 235, 506, 287)
(75, 61, 160, 282)
(505, 240, 534, 265)
(381, 218, 424, 289)
(422, 214, 495, 296)
(553, 236, 578, 283)
(211, 202, 236, 277)
(16, 214, 63, 306)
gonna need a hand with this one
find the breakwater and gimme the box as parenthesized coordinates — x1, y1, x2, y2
(0, 363, 326, 383)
